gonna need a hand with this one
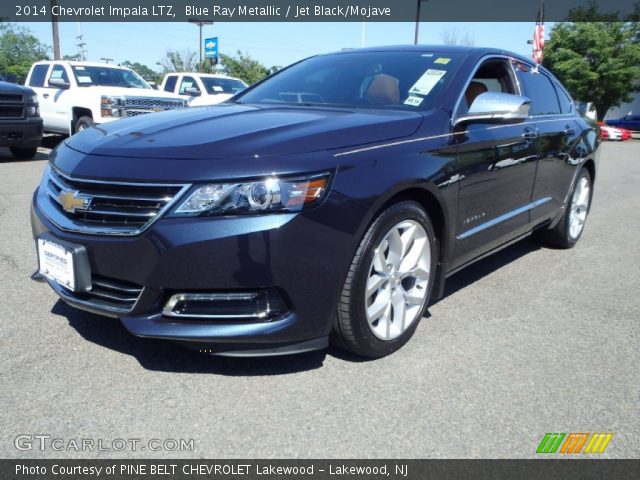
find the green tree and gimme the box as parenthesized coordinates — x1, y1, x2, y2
(158, 49, 198, 73)
(543, 5, 640, 120)
(0, 23, 49, 81)
(121, 61, 162, 84)
(219, 50, 270, 85)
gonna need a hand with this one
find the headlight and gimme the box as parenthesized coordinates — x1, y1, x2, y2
(100, 95, 124, 117)
(169, 173, 331, 217)
(27, 94, 39, 116)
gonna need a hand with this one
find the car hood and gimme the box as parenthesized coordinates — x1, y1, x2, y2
(65, 103, 423, 159)
(0, 81, 34, 94)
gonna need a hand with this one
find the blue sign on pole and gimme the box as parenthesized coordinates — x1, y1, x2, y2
(204, 37, 218, 59)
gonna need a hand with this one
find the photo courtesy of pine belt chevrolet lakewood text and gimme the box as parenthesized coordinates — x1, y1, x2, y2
(31, 46, 600, 358)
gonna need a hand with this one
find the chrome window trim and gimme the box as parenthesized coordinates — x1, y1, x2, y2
(38, 164, 191, 236)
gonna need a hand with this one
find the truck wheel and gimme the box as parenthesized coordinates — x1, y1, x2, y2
(74, 116, 94, 133)
(9, 147, 38, 160)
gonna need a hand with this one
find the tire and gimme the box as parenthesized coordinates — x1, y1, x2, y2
(542, 167, 592, 249)
(74, 116, 94, 134)
(9, 147, 38, 160)
(332, 201, 438, 358)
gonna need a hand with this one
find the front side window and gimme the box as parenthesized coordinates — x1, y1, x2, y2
(71, 66, 150, 89)
(179, 76, 199, 95)
(515, 64, 561, 116)
(460, 58, 517, 113)
(236, 51, 462, 111)
(48, 64, 69, 86)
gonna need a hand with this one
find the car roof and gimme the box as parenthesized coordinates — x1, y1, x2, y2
(164, 72, 244, 80)
(328, 44, 534, 63)
(34, 60, 130, 69)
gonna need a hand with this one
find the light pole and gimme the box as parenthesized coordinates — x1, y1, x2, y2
(50, 0, 60, 60)
(188, 19, 213, 71)
(414, 0, 429, 45)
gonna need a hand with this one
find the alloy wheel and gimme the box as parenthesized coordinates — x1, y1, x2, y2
(569, 176, 590, 239)
(365, 220, 431, 340)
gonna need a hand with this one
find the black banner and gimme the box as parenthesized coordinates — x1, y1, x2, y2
(1, 460, 639, 480)
(2, 0, 637, 22)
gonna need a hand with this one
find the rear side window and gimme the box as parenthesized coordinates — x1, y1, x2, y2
(28, 64, 49, 87)
(515, 65, 561, 115)
(554, 84, 574, 114)
(163, 75, 178, 93)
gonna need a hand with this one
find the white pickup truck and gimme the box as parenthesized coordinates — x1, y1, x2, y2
(25, 61, 187, 135)
(160, 73, 248, 106)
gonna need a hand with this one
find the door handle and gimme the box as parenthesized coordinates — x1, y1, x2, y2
(563, 125, 576, 135)
(43, 93, 49, 99)
(521, 128, 538, 140)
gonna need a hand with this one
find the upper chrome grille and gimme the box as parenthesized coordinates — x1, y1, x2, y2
(39, 165, 190, 236)
(122, 97, 186, 117)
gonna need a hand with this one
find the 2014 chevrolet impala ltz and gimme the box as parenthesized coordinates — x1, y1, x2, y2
(31, 46, 599, 358)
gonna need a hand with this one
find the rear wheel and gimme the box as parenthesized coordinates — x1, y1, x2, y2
(9, 147, 37, 160)
(542, 167, 592, 248)
(332, 201, 437, 358)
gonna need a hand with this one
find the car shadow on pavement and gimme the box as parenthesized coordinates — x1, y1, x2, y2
(52, 301, 327, 376)
(436, 236, 542, 303)
(51, 237, 542, 373)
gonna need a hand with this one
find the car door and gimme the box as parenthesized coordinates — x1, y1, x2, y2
(452, 57, 539, 269)
(26, 64, 52, 128)
(43, 64, 73, 133)
(514, 63, 581, 225)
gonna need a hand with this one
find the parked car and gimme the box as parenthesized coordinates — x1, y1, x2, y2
(31, 46, 600, 358)
(25, 61, 187, 135)
(0, 74, 43, 159)
(606, 114, 640, 132)
(598, 122, 632, 141)
(161, 72, 248, 106)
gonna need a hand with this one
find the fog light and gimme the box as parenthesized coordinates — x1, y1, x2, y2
(162, 289, 287, 319)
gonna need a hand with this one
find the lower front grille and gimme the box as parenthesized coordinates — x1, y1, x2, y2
(0, 94, 22, 102)
(59, 275, 143, 316)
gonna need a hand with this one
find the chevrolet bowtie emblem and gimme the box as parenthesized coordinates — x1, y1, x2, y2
(58, 190, 91, 213)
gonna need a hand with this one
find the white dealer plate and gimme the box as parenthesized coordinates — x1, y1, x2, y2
(38, 238, 76, 291)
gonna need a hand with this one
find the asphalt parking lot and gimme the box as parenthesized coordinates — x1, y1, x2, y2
(0, 140, 638, 459)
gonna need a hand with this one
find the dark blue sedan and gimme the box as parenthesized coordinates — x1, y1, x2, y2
(606, 114, 640, 132)
(31, 46, 600, 358)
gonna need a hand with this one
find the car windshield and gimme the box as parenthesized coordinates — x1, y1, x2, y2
(202, 77, 247, 95)
(71, 65, 151, 89)
(236, 51, 461, 110)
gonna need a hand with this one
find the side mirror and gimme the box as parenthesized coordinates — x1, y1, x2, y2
(48, 78, 70, 89)
(455, 92, 531, 126)
(184, 87, 201, 97)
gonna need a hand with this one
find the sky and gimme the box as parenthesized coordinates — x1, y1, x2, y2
(19, 21, 547, 71)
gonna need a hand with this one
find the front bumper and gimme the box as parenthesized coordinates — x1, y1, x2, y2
(31, 190, 357, 354)
(0, 118, 43, 148)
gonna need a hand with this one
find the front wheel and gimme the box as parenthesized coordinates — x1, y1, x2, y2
(542, 167, 592, 248)
(74, 116, 94, 134)
(332, 201, 437, 358)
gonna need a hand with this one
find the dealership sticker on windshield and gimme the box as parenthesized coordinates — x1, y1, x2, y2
(409, 69, 447, 96)
(404, 96, 424, 107)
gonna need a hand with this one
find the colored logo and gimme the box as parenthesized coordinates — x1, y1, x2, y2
(58, 189, 91, 214)
(537, 433, 613, 454)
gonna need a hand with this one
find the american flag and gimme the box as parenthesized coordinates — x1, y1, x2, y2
(532, 1, 545, 64)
